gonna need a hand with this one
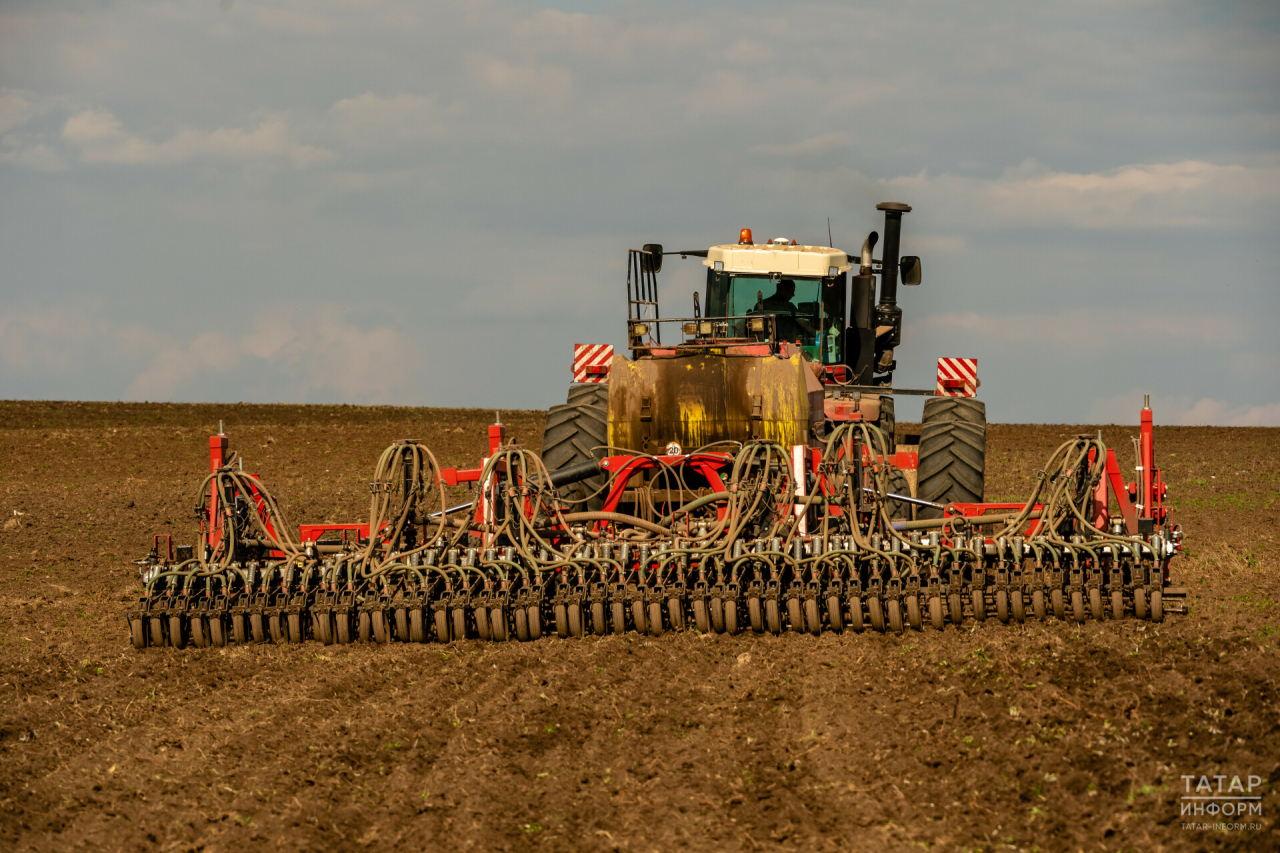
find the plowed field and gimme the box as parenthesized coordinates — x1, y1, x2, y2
(0, 401, 1277, 851)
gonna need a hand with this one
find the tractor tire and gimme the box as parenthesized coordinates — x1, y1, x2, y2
(875, 395, 896, 454)
(917, 397, 986, 519)
(542, 385, 609, 511)
(887, 467, 913, 522)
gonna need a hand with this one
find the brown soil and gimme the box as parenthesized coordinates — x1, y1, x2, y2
(0, 402, 1277, 852)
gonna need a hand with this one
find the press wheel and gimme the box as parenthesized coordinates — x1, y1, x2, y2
(1150, 589, 1164, 623)
(825, 596, 844, 633)
(433, 609, 450, 643)
(151, 616, 167, 646)
(567, 603, 583, 638)
(190, 617, 207, 648)
(648, 602, 664, 637)
(906, 594, 922, 631)
(337, 613, 352, 644)
(929, 595, 945, 630)
(396, 608, 410, 642)
(887, 598, 903, 635)
(1110, 589, 1124, 620)
(169, 615, 186, 649)
(527, 605, 543, 639)
(1051, 588, 1065, 620)
(451, 608, 466, 641)
(765, 599, 782, 635)
(514, 607, 529, 641)
(611, 601, 626, 635)
(269, 613, 285, 643)
(555, 603, 569, 638)
(131, 618, 147, 650)
(592, 601, 607, 635)
(786, 598, 803, 632)
(848, 595, 865, 633)
(288, 613, 303, 644)
(475, 606, 491, 641)
(1134, 588, 1148, 620)
(667, 598, 684, 632)
(723, 600, 739, 635)
(410, 609, 425, 643)
(1011, 589, 1025, 623)
(316, 612, 332, 645)
(748, 597, 764, 633)
(1089, 587, 1104, 621)
(710, 598, 725, 633)
(1032, 589, 1046, 620)
(868, 596, 885, 633)
(804, 598, 821, 635)
(948, 593, 963, 626)
(491, 606, 508, 641)
(693, 598, 709, 633)
(231, 613, 247, 644)
(250, 613, 265, 643)
(631, 600, 647, 635)
(372, 611, 390, 644)
(971, 589, 986, 622)
(996, 590, 1009, 624)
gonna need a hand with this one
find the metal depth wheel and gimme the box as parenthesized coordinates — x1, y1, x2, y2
(1032, 589, 1046, 620)
(1150, 589, 1164, 623)
(410, 609, 425, 643)
(555, 603, 569, 638)
(475, 606, 491, 641)
(288, 613, 303, 644)
(150, 616, 167, 647)
(748, 597, 764, 633)
(451, 608, 467, 641)
(1110, 589, 1124, 620)
(996, 590, 1009, 624)
(527, 605, 543, 639)
(693, 598, 709, 633)
(250, 613, 266, 643)
(169, 615, 186, 649)
(765, 599, 782, 635)
(929, 595, 945, 630)
(1134, 588, 1149, 620)
(1051, 589, 1066, 621)
(710, 598, 726, 633)
(648, 602, 664, 637)
(433, 609, 450, 643)
(906, 594, 922, 631)
(724, 600, 739, 635)
(191, 617, 207, 648)
(825, 596, 844, 633)
(1070, 590, 1085, 623)
(848, 595, 865, 633)
(592, 601, 607, 635)
(667, 598, 685, 632)
(231, 613, 247, 645)
(887, 598, 903, 635)
(1011, 590, 1025, 623)
(632, 600, 647, 635)
(1089, 588, 1105, 621)
(514, 607, 529, 641)
(269, 613, 285, 643)
(804, 599, 821, 635)
(971, 589, 986, 622)
(396, 608, 410, 642)
(315, 612, 332, 645)
(372, 611, 390, 644)
(948, 593, 964, 626)
(567, 603, 583, 638)
(612, 601, 627, 635)
(131, 618, 147, 650)
(491, 606, 509, 641)
(868, 596, 885, 633)
(786, 598, 803, 632)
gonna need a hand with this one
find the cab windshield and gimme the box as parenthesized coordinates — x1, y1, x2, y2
(705, 270, 845, 363)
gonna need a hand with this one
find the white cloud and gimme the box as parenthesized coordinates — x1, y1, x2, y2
(469, 55, 572, 109)
(879, 159, 1280, 229)
(61, 108, 333, 167)
(0, 91, 32, 134)
(752, 132, 848, 158)
(325, 92, 442, 151)
(1088, 393, 1280, 427)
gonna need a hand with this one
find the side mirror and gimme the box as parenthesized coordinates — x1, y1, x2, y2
(900, 255, 922, 286)
(641, 244, 663, 274)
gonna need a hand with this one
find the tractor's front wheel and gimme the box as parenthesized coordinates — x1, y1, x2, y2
(917, 397, 986, 519)
(542, 384, 609, 511)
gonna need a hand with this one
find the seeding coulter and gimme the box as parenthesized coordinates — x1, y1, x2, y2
(127, 201, 1186, 648)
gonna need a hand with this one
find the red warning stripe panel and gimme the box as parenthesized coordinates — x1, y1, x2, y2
(936, 357, 978, 397)
(573, 344, 614, 383)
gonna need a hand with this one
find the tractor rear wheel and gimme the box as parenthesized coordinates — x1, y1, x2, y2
(887, 468, 913, 522)
(542, 385, 609, 511)
(917, 398, 986, 519)
(876, 395, 896, 453)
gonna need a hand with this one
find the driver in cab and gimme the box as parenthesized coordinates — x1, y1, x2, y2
(759, 279, 815, 341)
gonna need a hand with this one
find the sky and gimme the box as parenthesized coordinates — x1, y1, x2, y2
(1, 0, 1278, 424)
